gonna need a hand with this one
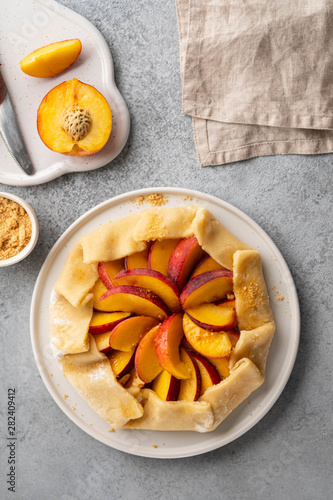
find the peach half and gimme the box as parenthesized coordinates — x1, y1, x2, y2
(20, 39, 82, 78)
(37, 78, 112, 156)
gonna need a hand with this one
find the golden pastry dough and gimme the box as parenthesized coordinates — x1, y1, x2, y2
(50, 206, 275, 432)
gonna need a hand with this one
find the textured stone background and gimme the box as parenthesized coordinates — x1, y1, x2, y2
(1, 0, 332, 499)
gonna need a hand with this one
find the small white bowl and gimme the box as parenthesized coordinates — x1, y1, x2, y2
(0, 192, 39, 267)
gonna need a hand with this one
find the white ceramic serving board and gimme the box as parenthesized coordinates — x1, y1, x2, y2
(0, 0, 130, 186)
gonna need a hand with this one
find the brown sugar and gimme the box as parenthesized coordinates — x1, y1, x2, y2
(0, 197, 32, 260)
(132, 193, 168, 207)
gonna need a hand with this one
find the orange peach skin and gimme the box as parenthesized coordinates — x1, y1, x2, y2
(20, 39, 82, 78)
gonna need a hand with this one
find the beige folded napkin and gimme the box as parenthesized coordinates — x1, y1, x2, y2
(176, 0, 333, 166)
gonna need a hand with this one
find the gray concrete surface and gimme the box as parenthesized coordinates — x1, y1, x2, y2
(1, 0, 332, 499)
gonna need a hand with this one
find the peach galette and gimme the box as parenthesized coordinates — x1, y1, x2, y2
(50, 206, 275, 432)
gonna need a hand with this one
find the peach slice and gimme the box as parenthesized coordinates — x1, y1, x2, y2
(148, 239, 180, 277)
(108, 349, 135, 378)
(152, 370, 180, 401)
(155, 313, 190, 379)
(185, 300, 236, 331)
(189, 351, 221, 395)
(91, 278, 108, 309)
(178, 349, 201, 401)
(191, 256, 226, 278)
(109, 316, 159, 351)
(93, 331, 113, 353)
(114, 268, 180, 313)
(168, 236, 205, 290)
(180, 270, 234, 309)
(210, 357, 230, 379)
(226, 329, 240, 348)
(89, 311, 131, 334)
(183, 314, 232, 358)
(20, 39, 82, 78)
(37, 78, 112, 156)
(98, 259, 124, 289)
(98, 285, 169, 320)
(125, 247, 150, 270)
(135, 325, 163, 383)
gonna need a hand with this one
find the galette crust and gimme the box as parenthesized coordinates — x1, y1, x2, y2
(50, 206, 275, 432)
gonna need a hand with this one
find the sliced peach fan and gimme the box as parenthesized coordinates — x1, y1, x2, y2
(88, 237, 240, 402)
(37, 78, 112, 156)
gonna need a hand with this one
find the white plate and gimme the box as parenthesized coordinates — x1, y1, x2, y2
(30, 188, 300, 458)
(0, 0, 130, 186)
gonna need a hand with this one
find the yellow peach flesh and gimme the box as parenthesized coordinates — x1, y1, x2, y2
(183, 314, 232, 358)
(109, 316, 159, 351)
(20, 39, 82, 78)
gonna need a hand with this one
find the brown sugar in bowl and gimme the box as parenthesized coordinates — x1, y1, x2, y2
(0, 192, 39, 267)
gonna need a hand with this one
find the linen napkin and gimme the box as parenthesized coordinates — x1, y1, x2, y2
(176, 0, 333, 166)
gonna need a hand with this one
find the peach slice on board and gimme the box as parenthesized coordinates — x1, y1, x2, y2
(20, 39, 82, 78)
(109, 316, 159, 351)
(185, 300, 236, 332)
(97, 285, 169, 321)
(180, 270, 234, 309)
(168, 236, 205, 291)
(178, 349, 201, 401)
(135, 325, 163, 383)
(148, 239, 180, 277)
(125, 247, 150, 270)
(188, 351, 221, 396)
(89, 311, 131, 334)
(183, 314, 232, 358)
(37, 78, 112, 156)
(155, 313, 190, 379)
(98, 259, 124, 289)
(152, 370, 180, 401)
(93, 331, 113, 353)
(114, 268, 180, 313)
(191, 256, 226, 278)
(108, 349, 135, 378)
